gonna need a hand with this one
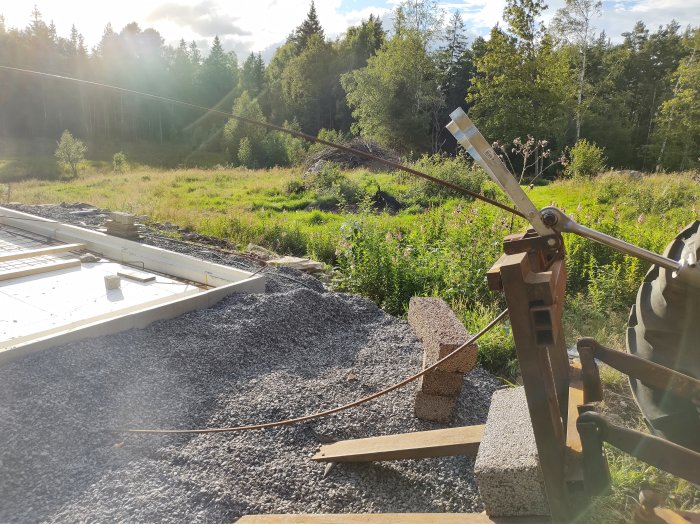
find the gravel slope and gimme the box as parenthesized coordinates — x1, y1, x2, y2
(0, 205, 502, 522)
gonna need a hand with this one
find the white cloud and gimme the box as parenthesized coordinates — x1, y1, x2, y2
(1, 0, 697, 59)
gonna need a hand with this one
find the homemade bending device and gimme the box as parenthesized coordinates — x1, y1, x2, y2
(447, 107, 700, 521)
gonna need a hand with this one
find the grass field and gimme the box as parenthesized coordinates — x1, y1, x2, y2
(3, 149, 700, 520)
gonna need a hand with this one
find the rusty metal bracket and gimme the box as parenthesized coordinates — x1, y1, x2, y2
(577, 338, 700, 406)
(578, 411, 700, 486)
(576, 405, 611, 497)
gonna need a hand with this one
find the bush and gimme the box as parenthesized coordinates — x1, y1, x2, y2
(409, 152, 487, 203)
(333, 208, 507, 316)
(112, 151, 128, 173)
(285, 178, 305, 195)
(304, 161, 345, 191)
(303, 162, 364, 208)
(457, 300, 518, 380)
(564, 139, 606, 179)
(280, 120, 307, 165)
(308, 128, 347, 155)
(238, 137, 255, 168)
(55, 130, 87, 177)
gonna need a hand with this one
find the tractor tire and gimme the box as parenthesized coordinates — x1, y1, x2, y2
(627, 220, 700, 452)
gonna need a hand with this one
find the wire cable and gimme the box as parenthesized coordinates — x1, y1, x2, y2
(122, 308, 508, 435)
(0, 65, 524, 219)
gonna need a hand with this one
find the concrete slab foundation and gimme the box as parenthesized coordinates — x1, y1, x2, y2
(0, 206, 265, 365)
(474, 387, 549, 517)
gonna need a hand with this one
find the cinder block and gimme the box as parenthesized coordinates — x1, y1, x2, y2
(414, 391, 456, 422)
(110, 211, 136, 225)
(106, 221, 138, 232)
(408, 297, 477, 373)
(474, 387, 549, 517)
(104, 275, 121, 290)
(418, 370, 464, 397)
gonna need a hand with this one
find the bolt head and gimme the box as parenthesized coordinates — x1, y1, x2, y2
(541, 211, 558, 227)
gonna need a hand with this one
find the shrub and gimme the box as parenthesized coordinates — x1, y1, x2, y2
(308, 128, 347, 155)
(456, 300, 518, 380)
(333, 208, 507, 316)
(285, 178, 305, 195)
(55, 130, 87, 177)
(280, 120, 307, 165)
(409, 152, 487, 203)
(564, 139, 606, 179)
(238, 137, 255, 168)
(112, 151, 128, 173)
(304, 161, 345, 191)
(587, 259, 637, 313)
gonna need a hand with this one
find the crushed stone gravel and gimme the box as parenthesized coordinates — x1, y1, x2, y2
(0, 204, 503, 522)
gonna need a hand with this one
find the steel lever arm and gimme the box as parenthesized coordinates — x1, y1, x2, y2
(446, 108, 683, 272)
(540, 207, 680, 271)
(446, 108, 554, 236)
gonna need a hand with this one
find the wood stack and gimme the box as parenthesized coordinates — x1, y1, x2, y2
(104, 212, 139, 240)
(408, 297, 477, 422)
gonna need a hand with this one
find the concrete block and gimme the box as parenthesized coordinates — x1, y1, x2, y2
(105, 221, 140, 239)
(474, 387, 549, 517)
(408, 297, 476, 373)
(110, 211, 136, 225)
(414, 391, 456, 422)
(417, 370, 464, 397)
(104, 275, 121, 290)
(106, 221, 138, 232)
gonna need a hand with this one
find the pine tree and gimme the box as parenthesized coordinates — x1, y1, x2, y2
(292, 1, 324, 52)
(240, 52, 266, 97)
(200, 36, 238, 107)
(436, 11, 473, 151)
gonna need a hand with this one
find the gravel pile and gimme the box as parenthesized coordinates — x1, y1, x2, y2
(0, 204, 502, 522)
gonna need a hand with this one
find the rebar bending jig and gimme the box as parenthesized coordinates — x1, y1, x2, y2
(447, 107, 700, 521)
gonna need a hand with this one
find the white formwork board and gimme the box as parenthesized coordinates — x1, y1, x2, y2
(0, 207, 265, 365)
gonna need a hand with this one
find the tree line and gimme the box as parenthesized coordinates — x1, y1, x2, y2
(0, 1, 698, 172)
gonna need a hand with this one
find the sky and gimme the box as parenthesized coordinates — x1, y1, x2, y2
(2, 0, 700, 59)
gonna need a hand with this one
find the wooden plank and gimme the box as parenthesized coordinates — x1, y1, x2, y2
(565, 362, 585, 482)
(0, 259, 81, 281)
(117, 270, 156, 283)
(237, 513, 548, 523)
(312, 425, 484, 463)
(0, 243, 85, 262)
(656, 508, 700, 523)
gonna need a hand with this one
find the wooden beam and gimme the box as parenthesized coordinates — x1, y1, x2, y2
(565, 362, 585, 482)
(0, 243, 85, 262)
(654, 508, 700, 523)
(237, 513, 548, 523)
(312, 425, 483, 463)
(0, 259, 81, 281)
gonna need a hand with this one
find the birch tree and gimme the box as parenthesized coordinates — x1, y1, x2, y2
(551, 0, 601, 142)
